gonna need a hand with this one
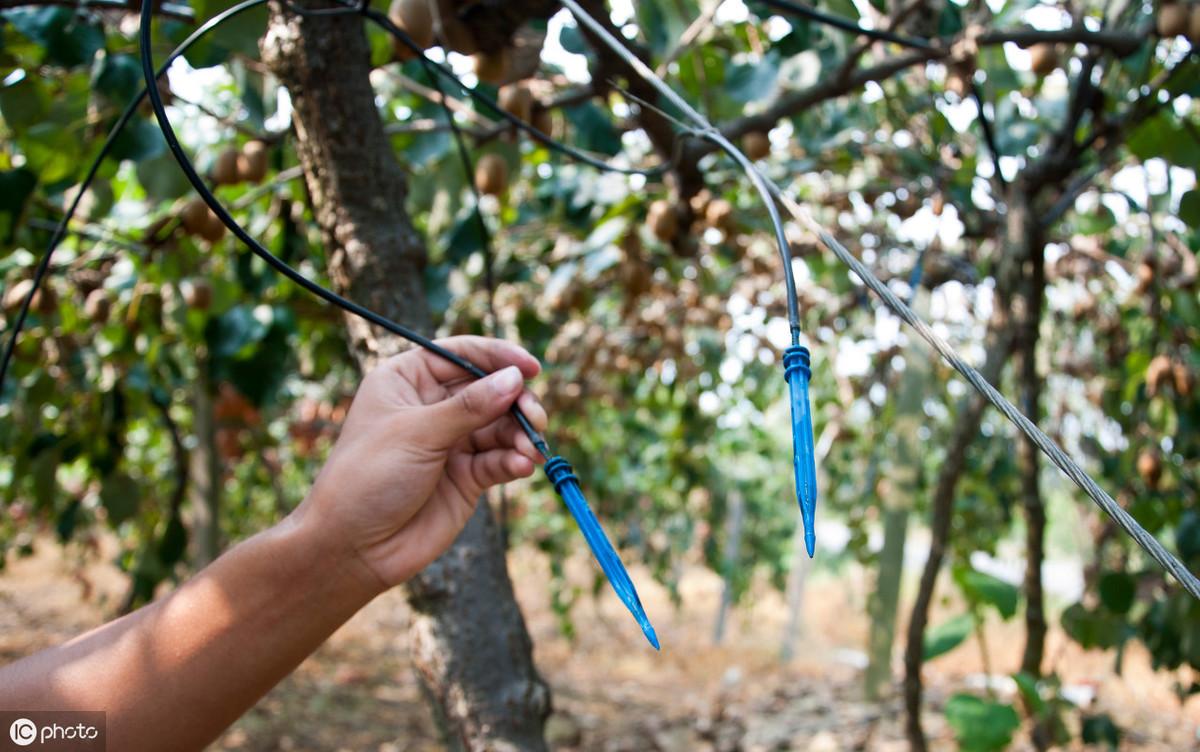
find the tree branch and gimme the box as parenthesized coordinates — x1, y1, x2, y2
(0, 0, 194, 21)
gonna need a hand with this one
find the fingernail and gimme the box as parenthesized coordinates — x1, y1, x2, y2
(491, 366, 522, 395)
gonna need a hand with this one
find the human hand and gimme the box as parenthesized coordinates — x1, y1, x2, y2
(296, 336, 547, 591)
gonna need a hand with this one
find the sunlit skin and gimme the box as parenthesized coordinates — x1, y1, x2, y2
(0, 336, 548, 752)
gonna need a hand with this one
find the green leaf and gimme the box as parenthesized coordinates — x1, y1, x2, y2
(1098, 571, 1136, 615)
(0, 73, 51, 134)
(1127, 113, 1200, 169)
(923, 612, 974, 660)
(725, 54, 780, 104)
(55, 499, 81, 542)
(1178, 510, 1200, 563)
(944, 694, 1020, 752)
(953, 565, 1019, 619)
(6, 8, 104, 67)
(1081, 714, 1121, 749)
(1012, 671, 1043, 714)
(136, 148, 193, 202)
(1062, 602, 1127, 650)
(1179, 190, 1200, 228)
(208, 305, 271, 358)
(100, 472, 140, 526)
(0, 168, 37, 241)
(94, 53, 144, 106)
(564, 102, 621, 156)
(109, 117, 167, 163)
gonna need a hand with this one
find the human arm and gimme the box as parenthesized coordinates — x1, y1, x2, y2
(0, 336, 548, 752)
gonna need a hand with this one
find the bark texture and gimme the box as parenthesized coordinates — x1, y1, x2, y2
(1017, 209, 1048, 681)
(261, 10, 549, 750)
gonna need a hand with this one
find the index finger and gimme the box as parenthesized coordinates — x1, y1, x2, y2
(408, 335, 541, 384)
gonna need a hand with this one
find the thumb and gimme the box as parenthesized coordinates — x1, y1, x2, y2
(424, 366, 525, 448)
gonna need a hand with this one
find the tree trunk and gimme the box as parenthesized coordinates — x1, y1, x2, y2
(902, 189, 1031, 750)
(261, 11, 550, 750)
(1017, 204, 1048, 681)
(864, 345, 925, 700)
(865, 505, 908, 700)
(713, 491, 745, 644)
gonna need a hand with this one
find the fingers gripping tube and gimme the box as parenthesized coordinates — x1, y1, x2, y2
(544, 457, 660, 650)
(783, 345, 818, 558)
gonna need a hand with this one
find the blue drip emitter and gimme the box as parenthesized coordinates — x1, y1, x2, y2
(544, 456, 660, 649)
(783, 345, 819, 557)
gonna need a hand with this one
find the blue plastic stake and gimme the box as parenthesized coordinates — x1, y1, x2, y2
(544, 456, 660, 650)
(783, 345, 818, 557)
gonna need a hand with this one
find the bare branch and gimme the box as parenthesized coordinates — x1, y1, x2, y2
(0, 0, 194, 22)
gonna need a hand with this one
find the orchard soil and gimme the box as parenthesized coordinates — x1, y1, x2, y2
(2, 533, 1197, 751)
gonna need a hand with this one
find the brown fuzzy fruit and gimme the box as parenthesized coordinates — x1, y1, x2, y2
(236, 140, 269, 184)
(474, 153, 508, 197)
(474, 48, 511, 86)
(389, 0, 434, 60)
(1158, 2, 1190, 37)
(180, 198, 211, 236)
(946, 71, 969, 98)
(647, 200, 678, 243)
(705, 198, 734, 231)
(181, 279, 213, 311)
(1190, 5, 1200, 42)
(1029, 44, 1058, 76)
(1147, 354, 1172, 396)
(212, 148, 241, 186)
(3, 279, 39, 313)
(1135, 261, 1155, 294)
(1173, 362, 1194, 397)
(531, 105, 554, 137)
(436, 0, 478, 54)
(84, 289, 111, 325)
(198, 209, 227, 244)
(742, 131, 771, 160)
(498, 83, 533, 122)
(1137, 448, 1162, 488)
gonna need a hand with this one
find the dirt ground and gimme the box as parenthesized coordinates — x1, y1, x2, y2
(2, 535, 1198, 751)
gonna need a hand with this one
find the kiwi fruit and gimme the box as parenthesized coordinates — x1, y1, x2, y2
(1190, 4, 1200, 42)
(180, 198, 211, 236)
(1029, 44, 1058, 77)
(1147, 354, 1172, 396)
(1158, 1, 1190, 37)
(474, 48, 511, 86)
(389, 0, 434, 60)
(435, 0, 478, 54)
(1136, 448, 1162, 488)
(236, 140, 269, 184)
(3, 279, 39, 313)
(647, 200, 678, 243)
(84, 289, 111, 324)
(531, 105, 554, 137)
(742, 131, 771, 160)
(705, 198, 734, 231)
(498, 83, 533, 123)
(474, 153, 508, 197)
(211, 147, 241, 186)
(181, 279, 213, 311)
